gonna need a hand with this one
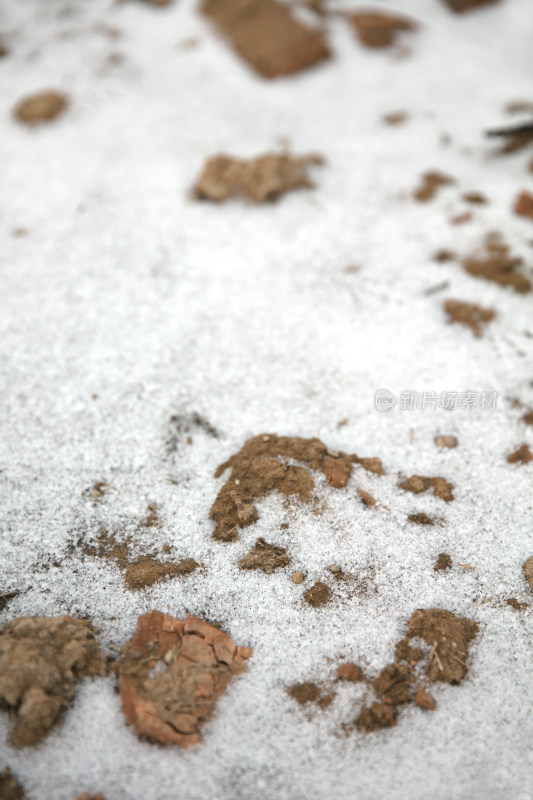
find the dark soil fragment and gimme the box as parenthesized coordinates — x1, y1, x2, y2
(414, 171, 455, 202)
(450, 211, 473, 226)
(352, 455, 384, 475)
(0, 768, 24, 800)
(394, 639, 423, 664)
(355, 701, 397, 731)
(373, 663, 413, 706)
(434, 249, 455, 263)
(383, 111, 407, 126)
(463, 191, 487, 205)
(201, 0, 330, 78)
(336, 663, 364, 682)
(357, 488, 376, 507)
(522, 411, 533, 426)
(514, 191, 533, 222)
(0, 591, 18, 612)
(435, 435, 458, 449)
(0, 43, 9, 58)
(0, 616, 107, 746)
(348, 10, 417, 49)
(323, 456, 352, 488)
(194, 152, 324, 203)
(442, 0, 501, 12)
(415, 683, 436, 710)
(287, 681, 335, 709)
(399, 475, 454, 502)
(408, 513, 434, 525)
(167, 411, 219, 453)
(507, 444, 533, 465)
(506, 598, 527, 611)
(401, 608, 478, 683)
(462, 234, 531, 294)
(524, 556, 533, 591)
(444, 299, 496, 337)
(119, 611, 252, 747)
(75, 795, 106, 800)
(210, 434, 356, 541)
(239, 537, 290, 573)
(434, 553, 452, 572)
(487, 123, 533, 155)
(304, 581, 331, 607)
(14, 90, 68, 125)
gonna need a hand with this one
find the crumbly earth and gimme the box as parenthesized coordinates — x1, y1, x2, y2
(414, 171, 455, 202)
(0, 616, 107, 746)
(201, 0, 330, 78)
(507, 444, 533, 465)
(523, 557, 533, 591)
(304, 581, 331, 608)
(444, 299, 496, 338)
(347, 11, 417, 49)
(398, 475, 454, 502)
(286, 681, 334, 709)
(119, 611, 252, 748)
(193, 153, 324, 203)
(408, 513, 434, 525)
(13, 90, 68, 125)
(0, 768, 24, 800)
(434, 553, 452, 572)
(434, 435, 458, 449)
(514, 191, 533, 221)
(462, 234, 532, 293)
(239, 537, 290, 573)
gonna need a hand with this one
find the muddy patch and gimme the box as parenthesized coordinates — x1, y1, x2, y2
(408, 513, 434, 525)
(444, 299, 496, 337)
(524, 556, 533, 591)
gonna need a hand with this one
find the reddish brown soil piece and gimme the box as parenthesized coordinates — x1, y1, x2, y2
(444, 299, 496, 338)
(434, 553, 452, 572)
(119, 611, 252, 748)
(357, 488, 376, 507)
(323, 456, 352, 488)
(408, 513, 434, 525)
(0, 616, 107, 746)
(373, 663, 414, 706)
(75, 795, 106, 800)
(463, 191, 487, 205)
(507, 444, 533, 465)
(399, 475, 454, 502)
(522, 411, 533, 426)
(462, 234, 531, 294)
(292, 571, 305, 584)
(304, 581, 331, 607)
(287, 681, 334, 708)
(442, 0, 501, 12)
(524, 556, 533, 591)
(435, 435, 458, 449)
(0, 768, 24, 800)
(348, 10, 417, 49)
(210, 434, 357, 541)
(383, 111, 407, 126)
(194, 152, 324, 203)
(414, 171, 455, 203)
(450, 211, 473, 226)
(415, 683, 436, 710)
(14, 90, 68, 125)
(352, 455, 384, 475)
(239, 537, 290, 573)
(506, 598, 526, 611)
(434, 249, 455, 263)
(394, 639, 423, 664)
(201, 0, 330, 78)
(355, 701, 397, 731)
(336, 663, 364, 682)
(514, 191, 533, 222)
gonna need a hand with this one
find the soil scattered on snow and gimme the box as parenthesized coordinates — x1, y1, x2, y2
(523, 556, 533, 591)
(287, 681, 335, 709)
(0, 767, 24, 800)
(413, 171, 455, 202)
(13, 90, 68, 125)
(462, 234, 532, 293)
(336, 663, 364, 682)
(0, 616, 107, 746)
(514, 190, 533, 222)
(304, 581, 331, 607)
(507, 444, 532, 465)
(239, 537, 290, 573)
(347, 10, 417, 49)
(408, 513, 434, 525)
(434, 553, 452, 572)
(399, 475, 454, 502)
(119, 611, 252, 748)
(444, 299, 496, 337)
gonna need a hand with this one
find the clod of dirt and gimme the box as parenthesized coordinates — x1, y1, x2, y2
(0, 591, 18, 612)
(408, 513, 434, 525)
(506, 598, 527, 611)
(394, 639, 423, 664)
(414, 171, 455, 202)
(0, 768, 24, 800)
(435, 435, 458, 449)
(292, 571, 305, 584)
(287, 681, 334, 709)
(210, 434, 357, 541)
(444, 299, 496, 338)
(434, 553, 452, 572)
(323, 456, 352, 488)
(434, 249, 455, 263)
(304, 581, 331, 607)
(415, 683, 436, 710)
(119, 611, 252, 747)
(357, 488, 376, 507)
(462, 234, 532, 294)
(0, 43, 9, 58)
(523, 556, 533, 591)
(13, 90, 68, 125)
(348, 10, 417, 49)
(75, 795, 106, 800)
(0, 616, 107, 746)
(352, 455, 385, 475)
(514, 191, 533, 222)
(522, 410, 533, 426)
(201, 0, 330, 78)
(336, 663, 364, 682)
(373, 663, 414, 706)
(355, 701, 397, 731)
(487, 122, 533, 155)
(194, 152, 324, 203)
(383, 111, 407, 126)
(507, 444, 533, 465)
(239, 537, 289, 573)
(450, 211, 473, 226)
(463, 191, 487, 205)
(442, 0, 501, 12)
(399, 475, 454, 502)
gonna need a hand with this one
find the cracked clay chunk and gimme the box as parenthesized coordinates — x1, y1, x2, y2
(402, 608, 478, 684)
(194, 152, 324, 203)
(462, 234, 531, 294)
(523, 556, 533, 591)
(414, 171, 455, 202)
(507, 444, 533, 465)
(442, 0, 501, 12)
(514, 191, 533, 222)
(239, 537, 290, 573)
(444, 299, 496, 337)
(348, 10, 417, 49)
(201, 0, 330, 78)
(399, 475, 454, 502)
(210, 434, 355, 541)
(0, 616, 107, 746)
(119, 611, 252, 747)
(14, 90, 68, 125)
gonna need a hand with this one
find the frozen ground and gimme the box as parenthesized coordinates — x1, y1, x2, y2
(0, 0, 532, 798)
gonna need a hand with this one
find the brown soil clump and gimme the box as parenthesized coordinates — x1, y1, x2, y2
(194, 152, 324, 203)
(434, 553, 452, 572)
(292, 571, 305, 584)
(304, 581, 331, 607)
(348, 10, 417, 49)
(444, 299, 496, 337)
(355, 701, 398, 731)
(435, 435, 458, 449)
(399, 475, 454, 502)
(119, 611, 252, 748)
(383, 111, 407, 126)
(336, 663, 364, 682)
(323, 456, 352, 488)
(201, 0, 330, 78)
(0, 591, 18, 612)
(373, 663, 414, 706)
(442, 0, 501, 12)
(0, 616, 107, 746)
(239, 537, 290, 573)
(210, 434, 357, 541)
(0, 768, 24, 800)
(514, 190, 533, 222)
(408, 513, 434, 525)
(352, 455, 384, 475)
(506, 598, 527, 611)
(507, 444, 533, 465)
(462, 234, 531, 294)
(75, 795, 106, 800)
(357, 488, 376, 507)
(450, 211, 473, 226)
(522, 411, 533, 426)
(14, 90, 68, 125)
(415, 683, 436, 710)
(434, 248, 455, 263)
(287, 681, 335, 709)
(463, 191, 487, 205)
(414, 171, 455, 202)
(524, 556, 533, 591)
